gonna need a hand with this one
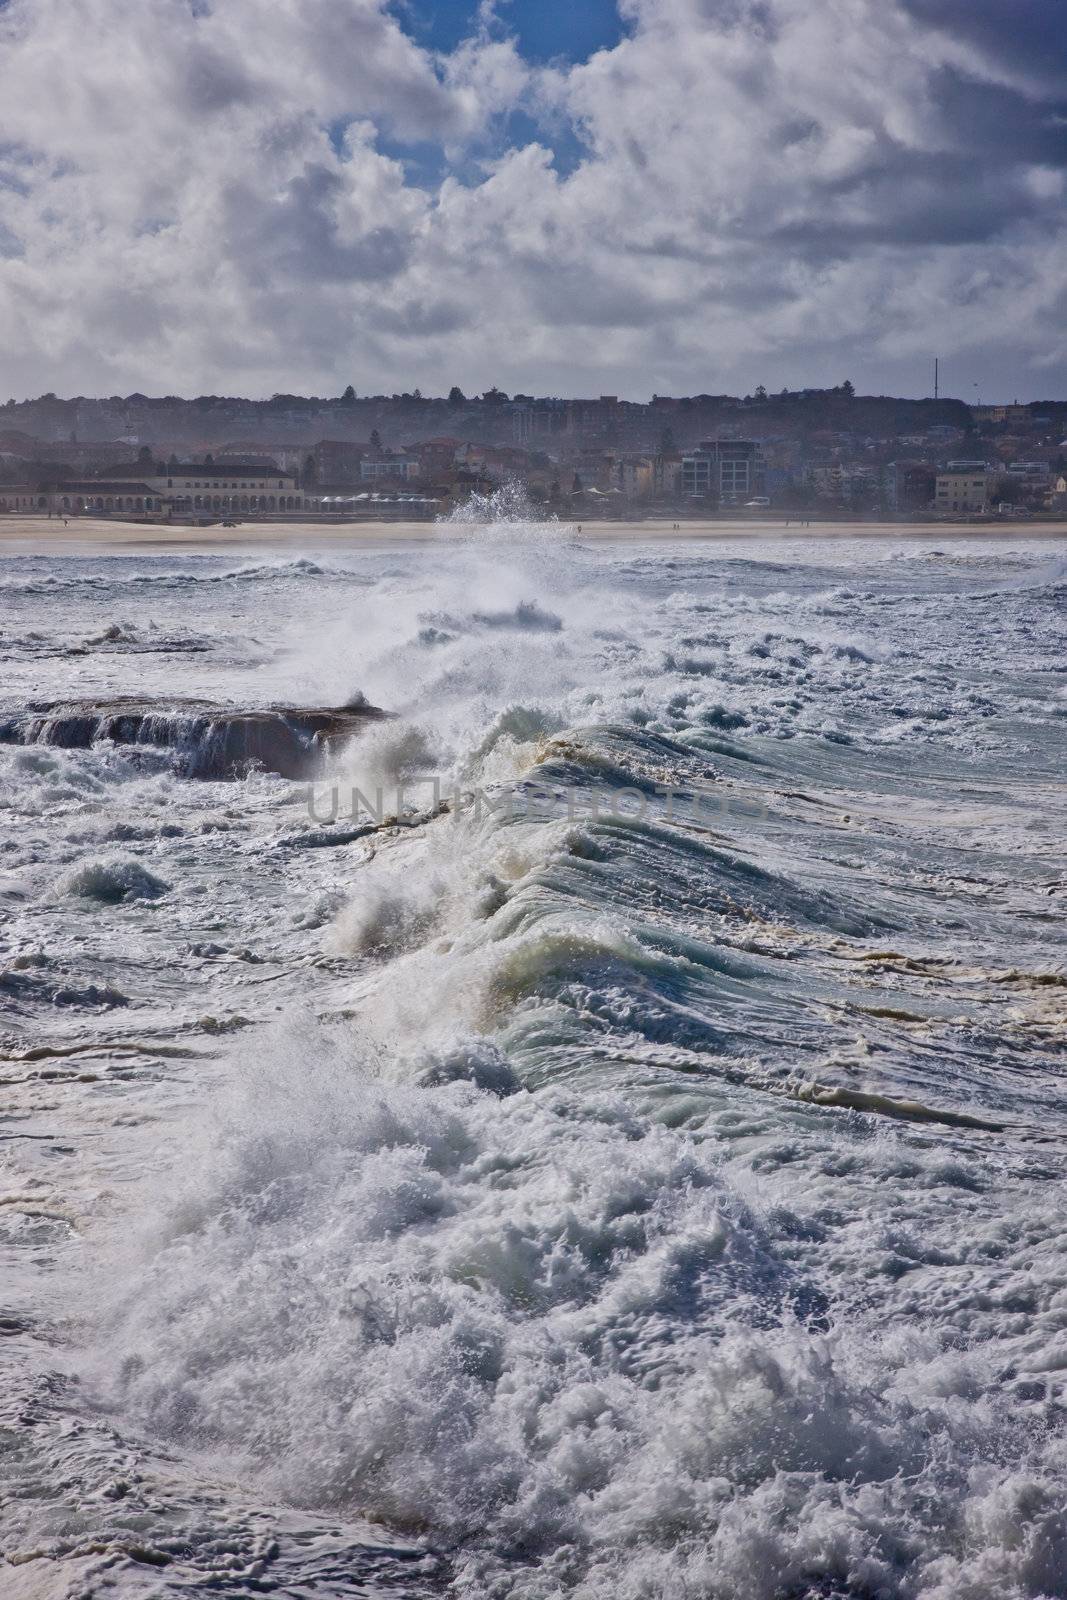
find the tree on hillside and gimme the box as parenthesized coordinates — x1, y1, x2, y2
(448, 386, 466, 406)
(370, 428, 382, 453)
(340, 385, 357, 405)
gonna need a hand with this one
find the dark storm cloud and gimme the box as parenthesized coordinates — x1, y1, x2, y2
(902, 0, 1067, 84)
(929, 67, 1067, 165)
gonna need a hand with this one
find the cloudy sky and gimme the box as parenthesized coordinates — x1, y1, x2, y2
(1, 0, 1065, 400)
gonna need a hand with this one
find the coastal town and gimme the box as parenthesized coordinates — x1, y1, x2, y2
(2, 383, 1066, 524)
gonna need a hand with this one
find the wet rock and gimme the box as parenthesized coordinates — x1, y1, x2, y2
(0, 696, 389, 780)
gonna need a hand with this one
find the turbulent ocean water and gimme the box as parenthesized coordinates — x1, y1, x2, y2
(1, 524, 1065, 1599)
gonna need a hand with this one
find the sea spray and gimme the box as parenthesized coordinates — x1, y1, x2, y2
(84, 1018, 1067, 1600)
(3, 534, 1065, 1597)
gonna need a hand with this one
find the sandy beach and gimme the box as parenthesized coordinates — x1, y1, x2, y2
(1, 513, 1065, 553)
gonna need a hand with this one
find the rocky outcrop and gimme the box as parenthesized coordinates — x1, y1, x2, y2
(0, 697, 389, 780)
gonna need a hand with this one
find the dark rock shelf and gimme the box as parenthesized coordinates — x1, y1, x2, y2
(0, 697, 389, 780)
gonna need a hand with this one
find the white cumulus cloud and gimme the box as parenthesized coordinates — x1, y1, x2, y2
(0, 0, 1064, 397)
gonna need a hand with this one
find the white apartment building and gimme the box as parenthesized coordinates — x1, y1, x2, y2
(935, 471, 989, 513)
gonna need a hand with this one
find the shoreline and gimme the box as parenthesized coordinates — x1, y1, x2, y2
(0, 513, 1065, 553)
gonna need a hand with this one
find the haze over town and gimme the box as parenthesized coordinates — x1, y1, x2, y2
(3, 382, 1066, 522)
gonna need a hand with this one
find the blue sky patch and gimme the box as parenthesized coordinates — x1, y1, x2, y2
(393, 0, 626, 64)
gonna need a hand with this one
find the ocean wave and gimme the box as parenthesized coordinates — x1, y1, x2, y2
(6, 531, 1065, 1598)
(0, 554, 360, 595)
(56, 855, 171, 903)
(86, 1021, 1067, 1599)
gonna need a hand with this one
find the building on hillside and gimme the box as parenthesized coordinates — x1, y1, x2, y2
(681, 440, 764, 503)
(456, 443, 531, 482)
(565, 397, 621, 439)
(509, 403, 533, 445)
(205, 452, 283, 472)
(612, 455, 655, 498)
(415, 437, 463, 478)
(506, 398, 568, 443)
(805, 463, 881, 504)
(0, 429, 41, 456)
(313, 440, 369, 484)
(360, 455, 419, 483)
(32, 440, 141, 472)
(758, 437, 802, 481)
(518, 403, 564, 445)
(935, 470, 989, 514)
(925, 424, 964, 441)
(971, 405, 1033, 426)
(216, 442, 308, 473)
(885, 461, 936, 512)
(653, 451, 683, 498)
(577, 451, 654, 498)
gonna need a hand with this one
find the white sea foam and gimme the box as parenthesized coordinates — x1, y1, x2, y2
(84, 1019, 1067, 1599)
(3, 531, 1066, 1596)
(57, 855, 171, 903)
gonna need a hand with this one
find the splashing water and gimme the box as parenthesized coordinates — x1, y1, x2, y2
(440, 478, 569, 535)
(2, 529, 1066, 1597)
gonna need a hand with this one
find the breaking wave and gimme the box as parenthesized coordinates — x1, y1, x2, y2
(4, 526, 1065, 1597)
(88, 1019, 1067, 1600)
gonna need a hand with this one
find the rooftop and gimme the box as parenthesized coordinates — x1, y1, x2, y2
(55, 480, 158, 493)
(163, 463, 297, 479)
